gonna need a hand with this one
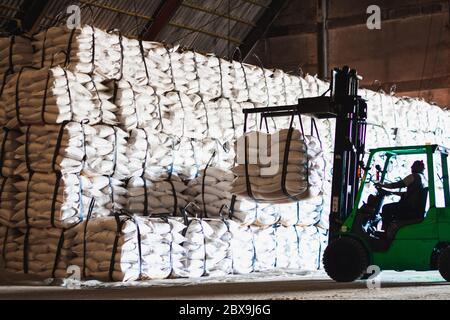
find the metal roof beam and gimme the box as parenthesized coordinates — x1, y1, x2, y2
(168, 21, 242, 44)
(241, 0, 269, 9)
(181, 1, 256, 27)
(141, 0, 183, 41)
(78, 0, 153, 21)
(240, 0, 289, 61)
(0, 4, 22, 12)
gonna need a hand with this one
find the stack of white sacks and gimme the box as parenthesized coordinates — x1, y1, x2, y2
(0, 66, 116, 127)
(71, 215, 187, 281)
(231, 130, 325, 203)
(0, 27, 131, 276)
(171, 216, 233, 278)
(1, 24, 449, 281)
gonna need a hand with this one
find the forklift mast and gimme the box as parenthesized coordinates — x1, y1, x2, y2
(327, 67, 367, 237)
(293, 66, 368, 237)
(242, 66, 367, 239)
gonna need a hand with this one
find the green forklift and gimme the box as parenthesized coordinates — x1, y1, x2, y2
(323, 144, 450, 282)
(247, 66, 450, 282)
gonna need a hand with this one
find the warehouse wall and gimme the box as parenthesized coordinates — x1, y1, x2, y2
(251, 0, 450, 107)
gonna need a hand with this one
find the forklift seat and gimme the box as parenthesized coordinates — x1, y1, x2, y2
(386, 187, 429, 238)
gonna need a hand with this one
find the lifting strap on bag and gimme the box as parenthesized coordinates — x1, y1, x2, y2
(64, 28, 77, 67)
(201, 150, 217, 218)
(0, 128, 10, 177)
(0, 36, 15, 98)
(39, 30, 48, 68)
(23, 171, 34, 274)
(15, 66, 39, 126)
(51, 229, 66, 278)
(108, 210, 143, 281)
(141, 129, 150, 216)
(166, 136, 179, 217)
(1, 226, 8, 262)
(138, 39, 150, 86)
(82, 198, 96, 278)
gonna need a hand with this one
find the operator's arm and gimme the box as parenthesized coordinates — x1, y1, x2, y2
(377, 174, 415, 189)
(381, 180, 406, 189)
(390, 191, 407, 197)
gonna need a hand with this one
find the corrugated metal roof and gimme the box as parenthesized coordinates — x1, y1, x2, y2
(0, 0, 24, 32)
(38, 0, 161, 38)
(0, 0, 273, 57)
(158, 0, 270, 57)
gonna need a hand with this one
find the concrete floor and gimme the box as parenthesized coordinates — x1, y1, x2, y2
(0, 270, 449, 300)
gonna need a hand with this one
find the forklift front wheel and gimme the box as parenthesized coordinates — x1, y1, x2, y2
(438, 247, 450, 282)
(324, 237, 369, 282)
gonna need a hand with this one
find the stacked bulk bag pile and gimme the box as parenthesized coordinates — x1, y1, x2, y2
(0, 178, 18, 227)
(155, 91, 208, 139)
(231, 129, 325, 203)
(0, 36, 33, 98)
(277, 197, 324, 227)
(113, 80, 161, 132)
(171, 216, 208, 278)
(9, 123, 129, 229)
(227, 219, 255, 274)
(10, 172, 125, 229)
(172, 213, 233, 278)
(2, 226, 76, 278)
(183, 167, 280, 227)
(0, 129, 21, 227)
(127, 174, 189, 216)
(0, 128, 20, 177)
(252, 226, 277, 272)
(13, 123, 128, 178)
(274, 225, 301, 269)
(32, 26, 128, 81)
(298, 226, 324, 271)
(0, 224, 9, 259)
(0, 27, 132, 279)
(204, 219, 233, 276)
(1, 23, 449, 282)
(70, 214, 187, 281)
(246, 203, 281, 227)
(11, 173, 84, 229)
(203, 99, 240, 141)
(125, 128, 192, 217)
(184, 167, 235, 218)
(0, 66, 116, 127)
(126, 129, 213, 181)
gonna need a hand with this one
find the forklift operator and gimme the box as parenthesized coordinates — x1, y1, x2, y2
(375, 160, 428, 230)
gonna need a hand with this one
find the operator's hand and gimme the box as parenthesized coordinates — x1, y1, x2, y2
(374, 182, 384, 188)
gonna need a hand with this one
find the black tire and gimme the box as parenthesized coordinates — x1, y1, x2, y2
(323, 237, 369, 282)
(438, 247, 450, 282)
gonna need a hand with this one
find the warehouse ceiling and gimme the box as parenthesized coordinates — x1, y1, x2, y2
(0, 0, 289, 60)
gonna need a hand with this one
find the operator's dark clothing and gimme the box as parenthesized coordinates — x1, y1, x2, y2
(381, 173, 427, 229)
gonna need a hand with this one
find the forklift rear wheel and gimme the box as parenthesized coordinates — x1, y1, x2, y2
(438, 247, 450, 282)
(324, 237, 369, 282)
